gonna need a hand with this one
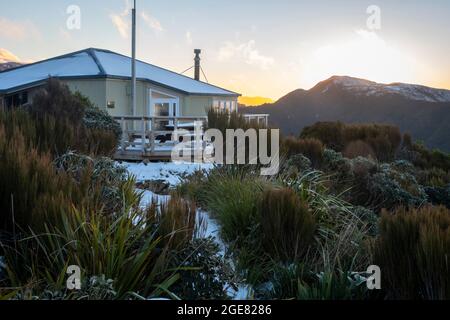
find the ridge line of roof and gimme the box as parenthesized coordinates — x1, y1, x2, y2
(86, 49, 106, 75)
(0, 48, 96, 75)
(91, 47, 240, 96)
(1, 47, 241, 96)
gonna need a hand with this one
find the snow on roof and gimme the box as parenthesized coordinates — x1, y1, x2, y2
(0, 51, 101, 92)
(0, 48, 239, 96)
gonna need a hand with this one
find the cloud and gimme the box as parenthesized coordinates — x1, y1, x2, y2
(218, 40, 274, 70)
(140, 12, 163, 32)
(110, 0, 163, 38)
(0, 17, 40, 40)
(185, 31, 193, 45)
(0, 48, 21, 63)
(110, 13, 129, 38)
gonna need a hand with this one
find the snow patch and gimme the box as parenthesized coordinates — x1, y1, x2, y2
(123, 161, 251, 300)
(123, 161, 214, 186)
(326, 76, 450, 103)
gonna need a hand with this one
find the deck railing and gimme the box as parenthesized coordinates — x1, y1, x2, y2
(113, 115, 207, 156)
(112, 113, 270, 160)
(243, 114, 270, 127)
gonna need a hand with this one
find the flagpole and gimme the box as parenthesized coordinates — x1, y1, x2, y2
(131, 0, 137, 116)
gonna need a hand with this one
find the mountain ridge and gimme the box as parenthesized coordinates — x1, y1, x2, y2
(0, 62, 23, 72)
(242, 76, 450, 152)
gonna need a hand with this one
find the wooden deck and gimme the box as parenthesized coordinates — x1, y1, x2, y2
(113, 115, 207, 161)
(113, 113, 270, 161)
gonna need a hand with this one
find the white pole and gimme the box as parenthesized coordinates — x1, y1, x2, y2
(131, 0, 137, 116)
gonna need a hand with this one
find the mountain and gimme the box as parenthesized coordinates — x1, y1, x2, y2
(238, 96, 274, 107)
(0, 62, 22, 72)
(242, 76, 450, 151)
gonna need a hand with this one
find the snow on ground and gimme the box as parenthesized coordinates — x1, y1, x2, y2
(123, 161, 214, 186)
(139, 190, 170, 209)
(122, 161, 251, 300)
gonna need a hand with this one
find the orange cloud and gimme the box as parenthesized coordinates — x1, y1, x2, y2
(0, 48, 21, 63)
(0, 17, 40, 40)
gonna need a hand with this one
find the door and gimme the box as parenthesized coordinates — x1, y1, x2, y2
(152, 99, 178, 130)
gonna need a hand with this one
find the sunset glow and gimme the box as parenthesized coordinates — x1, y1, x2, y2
(0, 0, 450, 99)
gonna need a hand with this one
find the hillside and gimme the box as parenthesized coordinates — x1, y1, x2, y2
(0, 62, 22, 72)
(242, 76, 450, 151)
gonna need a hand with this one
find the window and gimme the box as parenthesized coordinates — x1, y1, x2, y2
(231, 101, 236, 112)
(5, 91, 28, 108)
(213, 99, 238, 113)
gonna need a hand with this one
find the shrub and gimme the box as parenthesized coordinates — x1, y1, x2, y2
(147, 195, 197, 250)
(0, 119, 130, 233)
(22, 79, 118, 156)
(402, 133, 413, 149)
(300, 122, 402, 162)
(28, 78, 85, 125)
(83, 105, 122, 140)
(343, 140, 376, 159)
(301, 122, 345, 151)
(425, 185, 450, 209)
(175, 169, 209, 205)
(259, 188, 316, 262)
(281, 137, 324, 167)
(54, 152, 134, 215)
(285, 171, 372, 272)
(11, 275, 118, 300)
(408, 142, 450, 171)
(322, 149, 353, 179)
(200, 167, 266, 243)
(1, 203, 180, 299)
(1, 107, 117, 158)
(284, 154, 312, 178)
(0, 125, 79, 232)
(417, 167, 450, 187)
(265, 263, 370, 300)
(170, 238, 237, 300)
(206, 108, 275, 170)
(367, 163, 428, 210)
(374, 206, 450, 299)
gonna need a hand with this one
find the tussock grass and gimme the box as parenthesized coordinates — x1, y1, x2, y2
(374, 205, 450, 299)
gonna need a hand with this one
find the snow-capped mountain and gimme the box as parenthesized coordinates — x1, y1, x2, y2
(314, 76, 450, 103)
(242, 76, 450, 152)
(0, 62, 22, 72)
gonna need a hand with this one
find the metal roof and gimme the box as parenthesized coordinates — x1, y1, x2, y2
(0, 48, 240, 97)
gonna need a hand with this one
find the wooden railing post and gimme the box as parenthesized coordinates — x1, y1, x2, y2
(173, 117, 179, 141)
(141, 117, 146, 154)
(120, 117, 126, 153)
(149, 131, 155, 155)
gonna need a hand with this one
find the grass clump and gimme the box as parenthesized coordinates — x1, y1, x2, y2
(1, 193, 179, 300)
(200, 166, 266, 243)
(300, 121, 402, 162)
(374, 205, 450, 300)
(259, 188, 316, 262)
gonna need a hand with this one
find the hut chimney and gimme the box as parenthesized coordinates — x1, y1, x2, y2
(194, 49, 201, 81)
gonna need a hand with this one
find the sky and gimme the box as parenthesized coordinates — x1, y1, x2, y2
(0, 0, 450, 100)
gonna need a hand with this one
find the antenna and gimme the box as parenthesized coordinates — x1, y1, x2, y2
(131, 0, 137, 116)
